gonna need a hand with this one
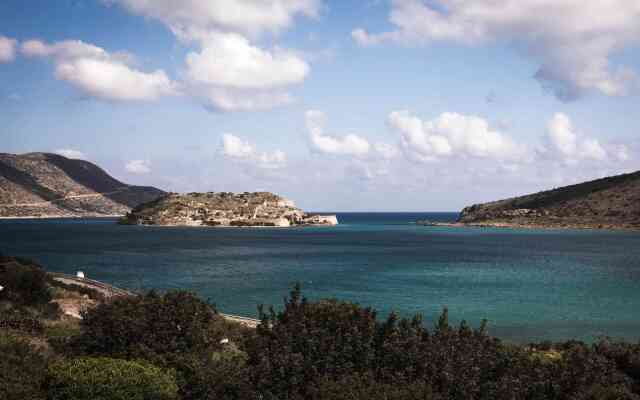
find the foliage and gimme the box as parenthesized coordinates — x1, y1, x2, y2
(174, 348, 255, 400)
(46, 357, 179, 400)
(246, 284, 640, 400)
(0, 256, 51, 306)
(0, 333, 47, 400)
(48, 278, 106, 301)
(73, 290, 225, 363)
(309, 374, 442, 400)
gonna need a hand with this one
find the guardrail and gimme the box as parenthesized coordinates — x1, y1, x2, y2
(48, 272, 261, 327)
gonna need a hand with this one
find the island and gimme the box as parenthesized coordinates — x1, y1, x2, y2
(119, 191, 338, 227)
(425, 170, 640, 230)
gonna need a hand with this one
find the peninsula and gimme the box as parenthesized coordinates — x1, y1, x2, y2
(119, 191, 338, 227)
(450, 170, 640, 230)
(0, 152, 165, 218)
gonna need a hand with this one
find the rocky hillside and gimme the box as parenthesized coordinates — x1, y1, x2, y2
(458, 170, 640, 229)
(0, 152, 165, 218)
(120, 191, 338, 227)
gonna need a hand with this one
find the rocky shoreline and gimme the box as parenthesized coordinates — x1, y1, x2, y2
(120, 191, 338, 228)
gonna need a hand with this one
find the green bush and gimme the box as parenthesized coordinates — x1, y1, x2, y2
(46, 357, 178, 400)
(309, 374, 442, 400)
(0, 333, 47, 400)
(175, 349, 254, 400)
(0, 256, 51, 306)
(246, 285, 640, 400)
(74, 290, 225, 363)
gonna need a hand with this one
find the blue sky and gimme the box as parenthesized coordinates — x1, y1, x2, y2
(1, 0, 639, 211)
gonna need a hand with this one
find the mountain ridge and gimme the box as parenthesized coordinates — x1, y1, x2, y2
(457, 170, 640, 230)
(0, 152, 165, 218)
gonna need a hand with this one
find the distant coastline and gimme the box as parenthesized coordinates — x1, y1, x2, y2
(417, 220, 640, 232)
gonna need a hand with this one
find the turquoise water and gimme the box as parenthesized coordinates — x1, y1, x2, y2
(1, 213, 639, 343)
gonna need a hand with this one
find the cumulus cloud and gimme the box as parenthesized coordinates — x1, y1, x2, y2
(106, 0, 318, 112)
(222, 133, 287, 169)
(22, 39, 176, 102)
(0, 36, 17, 63)
(353, 0, 640, 100)
(125, 159, 152, 174)
(389, 110, 526, 162)
(54, 149, 87, 160)
(374, 142, 400, 159)
(305, 110, 371, 157)
(185, 32, 308, 111)
(186, 32, 309, 90)
(545, 113, 609, 163)
(106, 0, 321, 39)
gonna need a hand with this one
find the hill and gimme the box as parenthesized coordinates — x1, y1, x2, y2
(458, 170, 640, 230)
(120, 191, 338, 227)
(0, 152, 165, 218)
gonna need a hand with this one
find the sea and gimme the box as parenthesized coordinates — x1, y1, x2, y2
(1, 212, 639, 344)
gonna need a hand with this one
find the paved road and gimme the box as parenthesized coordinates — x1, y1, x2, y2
(1, 187, 129, 207)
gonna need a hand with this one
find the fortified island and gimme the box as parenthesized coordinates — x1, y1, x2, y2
(119, 191, 338, 227)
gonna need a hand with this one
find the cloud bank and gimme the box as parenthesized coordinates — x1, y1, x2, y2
(389, 110, 526, 162)
(107, 0, 319, 111)
(354, 0, 640, 100)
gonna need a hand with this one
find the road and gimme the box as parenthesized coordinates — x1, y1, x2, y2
(0, 187, 129, 207)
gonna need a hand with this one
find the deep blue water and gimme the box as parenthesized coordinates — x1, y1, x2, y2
(1, 212, 640, 343)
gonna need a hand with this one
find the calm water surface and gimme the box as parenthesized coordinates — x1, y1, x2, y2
(2, 212, 639, 343)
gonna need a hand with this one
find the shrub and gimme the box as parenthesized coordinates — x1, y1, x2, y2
(248, 285, 379, 398)
(247, 285, 640, 399)
(0, 333, 47, 400)
(175, 349, 255, 400)
(46, 357, 179, 400)
(0, 256, 51, 306)
(74, 290, 233, 364)
(309, 374, 442, 400)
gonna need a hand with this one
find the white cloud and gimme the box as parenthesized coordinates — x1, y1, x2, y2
(22, 39, 176, 102)
(186, 32, 309, 90)
(54, 149, 87, 160)
(222, 133, 287, 169)
(106, 0, 321, 39)
(305, 110, 371, 157)
(389, 110, 526, 162)
(354, 0, 640, 100)
(105, 1, 316, 112)
(125, 159, 152, 174)
(185, 32, 308, 111)
(0, 36, 17, 63)
(546, 113, 608, 163)
(200, 88, 293, 112)
(374, 142, 400, 159)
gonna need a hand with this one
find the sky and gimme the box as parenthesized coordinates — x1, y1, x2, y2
(1, 0, 639, 211)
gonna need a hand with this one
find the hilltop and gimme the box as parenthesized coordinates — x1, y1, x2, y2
(120, 191, 338, 227)
(457, 170, 640, 230)
(0, 152, 165, 218)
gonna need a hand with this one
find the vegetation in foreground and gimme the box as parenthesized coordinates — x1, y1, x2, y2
(2, 255, 640, 399)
